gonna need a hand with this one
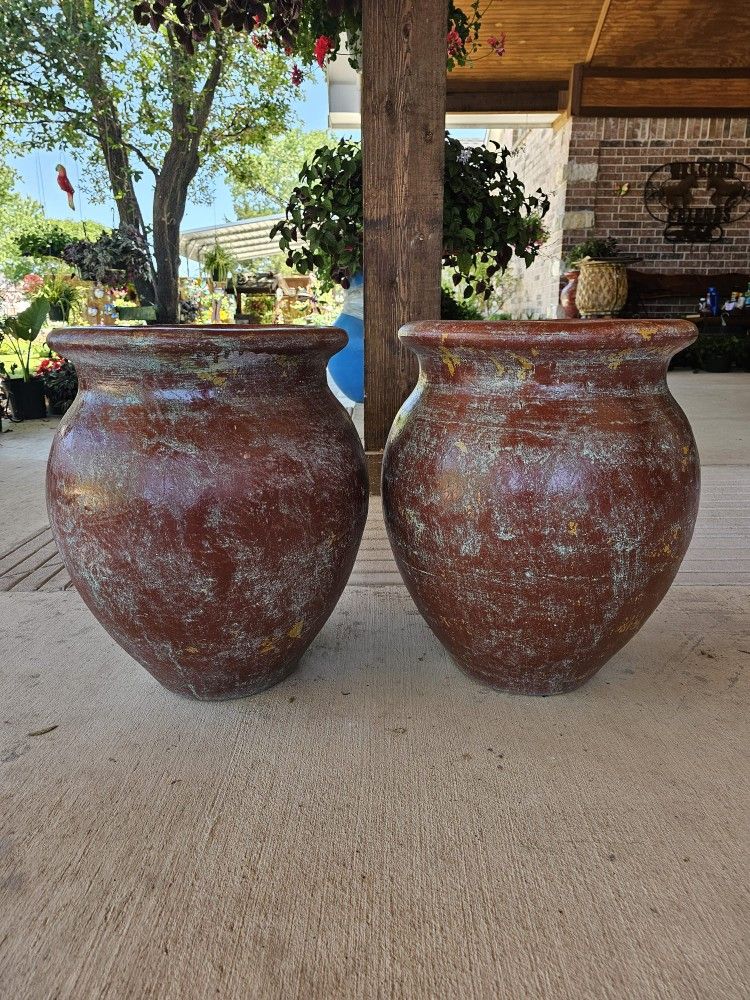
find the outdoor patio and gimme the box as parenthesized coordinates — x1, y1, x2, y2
(1, 371, 747, 998)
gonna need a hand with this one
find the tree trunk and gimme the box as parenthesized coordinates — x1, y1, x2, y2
(152, 149, 198, 323)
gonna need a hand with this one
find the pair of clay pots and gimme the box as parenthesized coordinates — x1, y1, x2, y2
(47, 320, 700, 700)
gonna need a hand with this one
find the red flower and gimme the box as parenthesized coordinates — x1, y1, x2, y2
(446, 26, 463, 58)
(22, 273, 43, 295)
(291, 64, 303, 86)
(487, 33, 506, 57)
(313, 35, 333, 68)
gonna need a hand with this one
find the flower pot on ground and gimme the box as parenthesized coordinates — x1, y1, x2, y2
(3, 376, 48, 420)
(46, 325, 368, 700)
(36, 358, 78, 415)
(697, 333, 737, 372)
(382, 319, 700, 696)
(559, 270, 580, 318)
(0, 297, 50, 419)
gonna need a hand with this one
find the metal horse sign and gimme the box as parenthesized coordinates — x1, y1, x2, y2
(644, 159, 750, 245)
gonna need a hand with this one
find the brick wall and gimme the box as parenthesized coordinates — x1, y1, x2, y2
(492, 116, 750, 319)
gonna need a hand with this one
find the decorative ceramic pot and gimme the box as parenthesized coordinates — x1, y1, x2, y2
(46, 325, 368, 700)
(559, 269, 580, 318)
(382, 320, 700, 696)
(576, 260, 628, 317)
(328, 273, 364, 403)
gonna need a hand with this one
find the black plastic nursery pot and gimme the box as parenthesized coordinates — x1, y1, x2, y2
(4, 377, 48, 420)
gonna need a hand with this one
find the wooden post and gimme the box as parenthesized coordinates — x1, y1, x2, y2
(362, 0, 448, 492)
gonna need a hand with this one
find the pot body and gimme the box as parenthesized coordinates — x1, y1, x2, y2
(559, 270, 580, 318)
(46, 325, 368, 700)
(328, 273, 364, 403)
(382, 320, 700, 695)
(577, 261, 628, 317)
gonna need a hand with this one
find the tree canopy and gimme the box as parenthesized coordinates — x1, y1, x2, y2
(229, 129, 337, 218)
(0, 1, 297, 319)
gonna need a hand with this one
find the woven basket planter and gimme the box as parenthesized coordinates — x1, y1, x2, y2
(576, 260, 628, 318)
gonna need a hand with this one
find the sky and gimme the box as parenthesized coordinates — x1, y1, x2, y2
(9, 70, 483, 256)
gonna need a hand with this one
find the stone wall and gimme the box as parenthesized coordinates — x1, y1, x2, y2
(491, 116, 750, 319)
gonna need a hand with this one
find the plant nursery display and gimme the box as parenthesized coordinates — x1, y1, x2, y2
(46, 324, 368, 700)
(382, 319, 701, 696)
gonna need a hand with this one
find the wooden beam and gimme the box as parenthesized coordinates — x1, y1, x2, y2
(446, 83, 568, 114)
(585, 0, 613, 63)
(362, 0, 448, 486)
(569, 64, 750, 116)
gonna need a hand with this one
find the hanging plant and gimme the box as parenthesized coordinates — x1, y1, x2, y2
(201, 243, 238, 283)
(134, 1, 493, 77)
(61, 227, 151, 286)
(270, 135, 549, 299)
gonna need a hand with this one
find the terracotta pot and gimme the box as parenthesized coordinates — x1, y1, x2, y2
(560, 269, 580, 318)
(382, 320, 700, 696)
(46, 325, 368, 700)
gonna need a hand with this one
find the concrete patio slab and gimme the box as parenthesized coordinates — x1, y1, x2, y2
(0, 583, 748, 1000)
(0, 369, 748, 998)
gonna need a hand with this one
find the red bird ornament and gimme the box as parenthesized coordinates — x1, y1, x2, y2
(56, 164, 75, 211)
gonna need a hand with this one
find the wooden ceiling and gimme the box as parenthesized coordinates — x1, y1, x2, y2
(447, 0, 750, 116)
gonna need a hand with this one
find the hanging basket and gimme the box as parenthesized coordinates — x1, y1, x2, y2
(576, 260, 628, 318)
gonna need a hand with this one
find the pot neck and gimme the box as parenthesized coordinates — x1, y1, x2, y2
(400, 319, 697, 395)
(46, 325, 345, 396)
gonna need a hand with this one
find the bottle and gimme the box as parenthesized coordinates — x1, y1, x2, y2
(707, 287, 719, 317)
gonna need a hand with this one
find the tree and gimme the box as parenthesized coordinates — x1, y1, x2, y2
(0, 2, 295, 320)
(229, 128, 337, 218)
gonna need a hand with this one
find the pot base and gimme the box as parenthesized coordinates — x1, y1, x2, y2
(154, 657, 302, 701)
(450, 655, 596, 697)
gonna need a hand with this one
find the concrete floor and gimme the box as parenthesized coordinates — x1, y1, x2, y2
(0, 372, 748, 999)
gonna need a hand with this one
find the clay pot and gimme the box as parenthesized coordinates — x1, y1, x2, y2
(560, 269, 580, 318)
(46, 325, 368, 700)
(382, 320, 700, 696)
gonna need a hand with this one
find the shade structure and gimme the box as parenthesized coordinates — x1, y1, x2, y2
(179, 215, 284, 265)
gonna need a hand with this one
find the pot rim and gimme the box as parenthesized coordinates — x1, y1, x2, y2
(400, 319, 698, 353)
(47, 324, 347, 358)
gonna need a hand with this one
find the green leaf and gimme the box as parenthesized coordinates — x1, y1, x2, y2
(3, 298, 50, 343)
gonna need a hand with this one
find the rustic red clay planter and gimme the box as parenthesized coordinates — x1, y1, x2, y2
(382, 320, 700, 695)
(46, 325, 368, 700)
(560, 269, 580, 318)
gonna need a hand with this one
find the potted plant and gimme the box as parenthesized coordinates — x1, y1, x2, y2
(0, 297, 50, 420)
(39, 271, 84, 322)
(566, 237, 630, 318)
(697, 332, 737, 373)
(35, 357, 78, 414)
(270, 135, 548, 400)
